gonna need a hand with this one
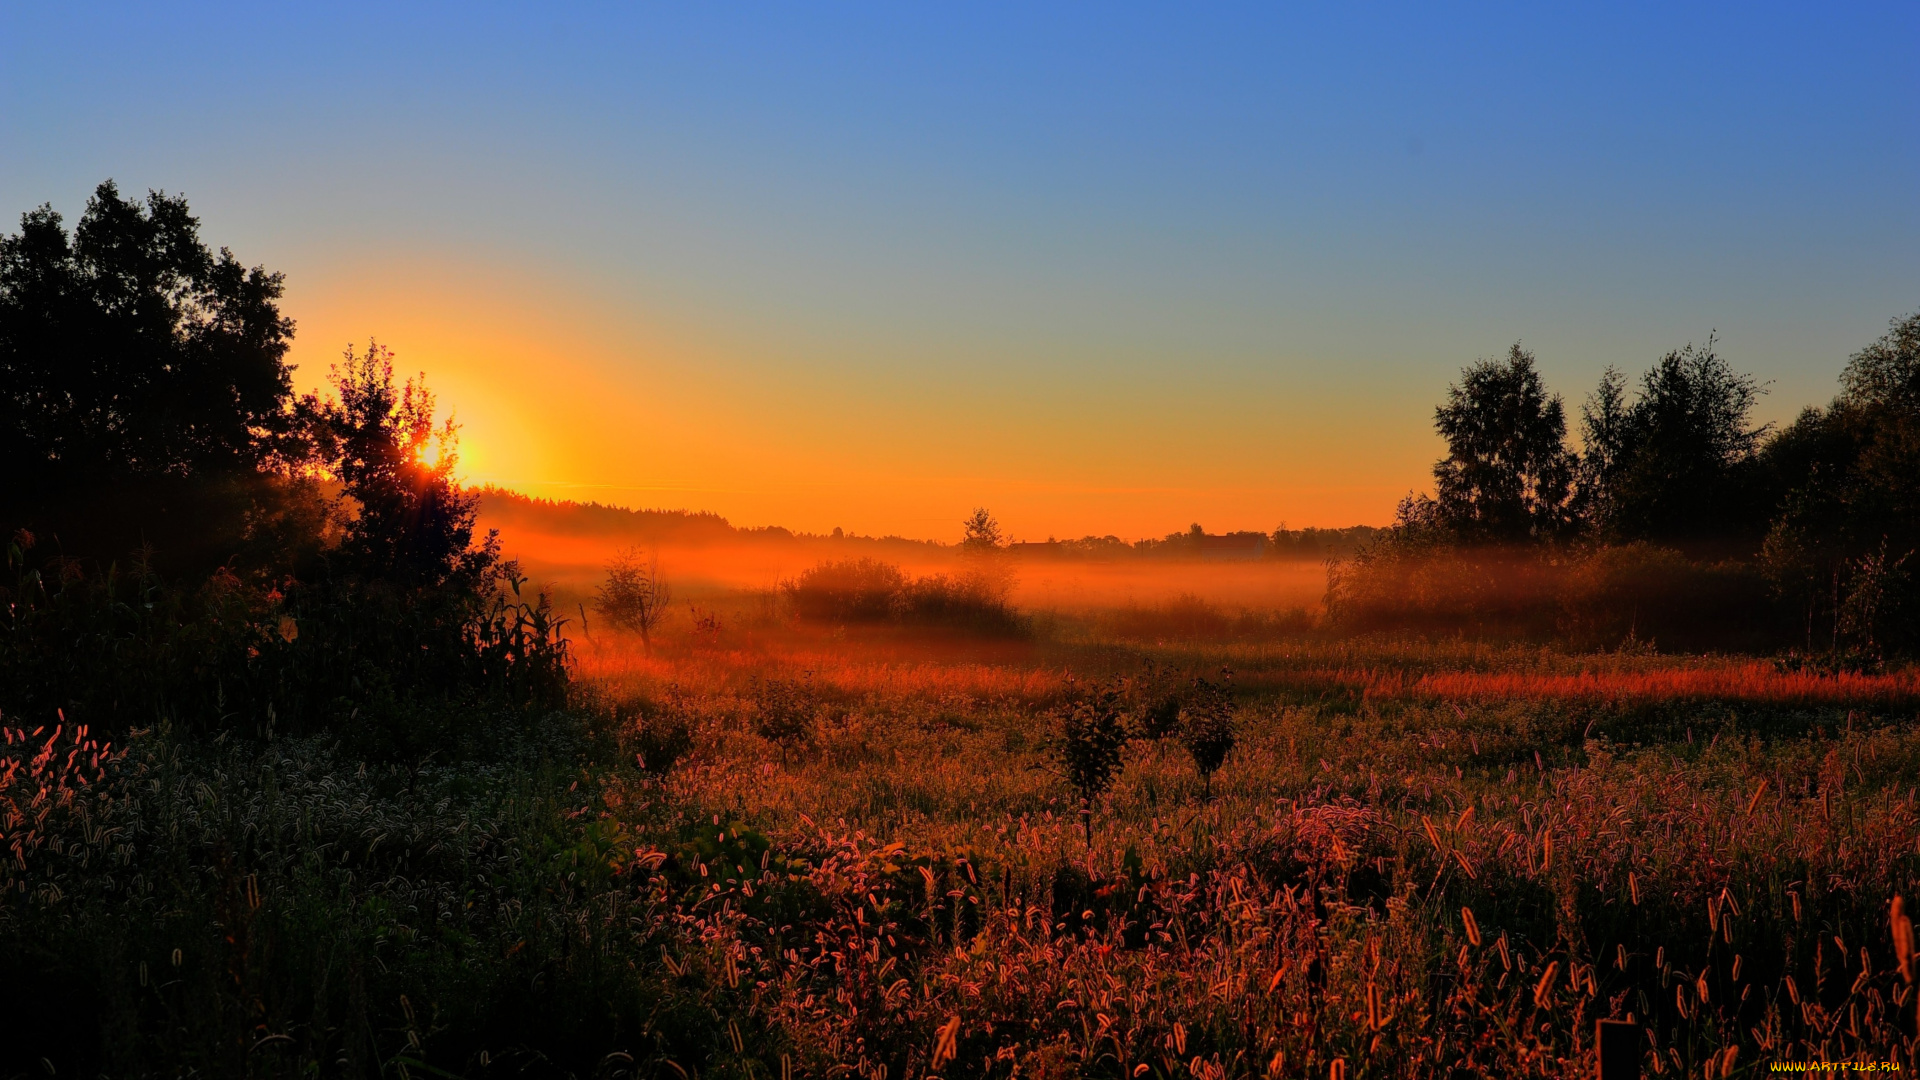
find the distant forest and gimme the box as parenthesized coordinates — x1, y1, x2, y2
(477, 486, 1382, 562)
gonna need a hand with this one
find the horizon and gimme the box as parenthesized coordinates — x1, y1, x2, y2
(5, 3, 1917, 538)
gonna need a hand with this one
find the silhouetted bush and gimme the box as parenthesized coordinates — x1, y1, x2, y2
(1044, 679, 1131, 845)
(783, 558, 1025, 634)
(784, 558, 908, 621)
(1177, 673, 1237, 797)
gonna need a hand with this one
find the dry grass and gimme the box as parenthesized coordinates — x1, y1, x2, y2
(570, 608, 1920, 1076)
(11, 582, 1920, 1075)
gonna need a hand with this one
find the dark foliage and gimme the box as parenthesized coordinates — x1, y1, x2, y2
(783, 557, 1025, 634)
(1431, 344, 1576, 543)
(1580, 337, 1769, 545)
(1177, 673, 1237, 797)
(0, 182, 296, 491)
(1045, 680, 1132, 845)
(1760, 313, 1920, 656)
(0, 183, 317, 572)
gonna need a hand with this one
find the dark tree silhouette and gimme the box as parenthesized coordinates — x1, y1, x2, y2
(0, 181, 295, 495)
(1047, 681, 1131, 846)
(961, 507, 1004, 550)
(1591, 337, 1767, 544)
(0, 182, 321, 572)
(1431, 344, 1574, 542)
(319, 342, 498, 590)
(1760, 312, 1920, 654)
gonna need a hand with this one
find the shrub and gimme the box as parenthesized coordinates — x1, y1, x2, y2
(1177, 673, 1237, 797)
(617, 695, 693, 776)
(784, 559, 907, 621)
(784, 558, 1026, 634)
(753, 676, 819, 752)
(595, 547, 672, 652)
(897, 570, 1024, 633)
(1045, 680, 1131, 845)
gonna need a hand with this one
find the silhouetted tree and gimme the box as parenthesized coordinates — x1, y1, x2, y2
(319, 342, 498, 590)
(1759, 311, 1920, 654)
(961, 507, 1004, 551)
(1430, 344, 1574, 542)
(1573, 366, 1630, 532)
(1590, 337, 1767, 544)
(0, 181, 296, 488)
(1047, 680, 1131, 846)
(595, 547, 671, 652)
(0, 182, 306, 566)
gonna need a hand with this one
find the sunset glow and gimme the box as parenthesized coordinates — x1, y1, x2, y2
(9, 4, 1913, 541)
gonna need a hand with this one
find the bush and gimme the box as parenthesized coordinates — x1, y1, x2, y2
(784, 559, 907, 621)
(1177, 673, 1237, 797)
(1045, 680, 1131, 845)
(783, 558, 1025, 634)
(753, 676, 820, 751)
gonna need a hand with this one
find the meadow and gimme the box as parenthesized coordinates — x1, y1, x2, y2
(8, 551, 1920, 1078)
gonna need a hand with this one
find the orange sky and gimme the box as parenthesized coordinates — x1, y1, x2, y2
(16, 5, 1912, 545)
(284, 252, 1436, 543)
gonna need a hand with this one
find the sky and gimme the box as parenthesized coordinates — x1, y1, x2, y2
(4, 3, 1917, 541)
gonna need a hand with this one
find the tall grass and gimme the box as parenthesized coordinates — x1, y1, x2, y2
(9, 577, 1920, 1074)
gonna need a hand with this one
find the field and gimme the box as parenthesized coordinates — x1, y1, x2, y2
(9, 569, 1920, 1077)
(570, 584, 1920, 1078)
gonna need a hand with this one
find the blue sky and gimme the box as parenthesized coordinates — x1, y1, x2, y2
(3, 2, 1916, 536)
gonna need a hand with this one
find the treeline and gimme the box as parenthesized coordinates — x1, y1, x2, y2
(1015, 524, 1382, 561)
(1333, 316, 1920, 658)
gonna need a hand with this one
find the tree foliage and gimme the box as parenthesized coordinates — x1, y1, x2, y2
(316, 342, 497, 590)
(1587, 337, 1767, 543)
(595, 547, 672, 651)
(0, 181, 296, 490)
(1047, 681, 1131, 846)
(961, 507, 1004, 551)
(0, 182, 310, 570)
(1430, 345, 1574, 542)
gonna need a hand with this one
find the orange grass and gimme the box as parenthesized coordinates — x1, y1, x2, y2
(1399, 664, 1920, 708)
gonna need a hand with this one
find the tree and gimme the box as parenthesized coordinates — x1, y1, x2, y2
(0, 181, 303, 567)
(319, 342, 497, 590)
(1759, 311, 1920, 654)
(1046, 680, 1131, 846)
(961, 507, 1004, 551)
(0, 181, 296, 488)
(1430, 344, 1574, 542)
(1574, 367, 1630, 531)
(595, 547, 671, 652)
(1595, 337, 1767, 544)
(959, 507, 1016, 603)
(1832, 312, 1920, 551)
